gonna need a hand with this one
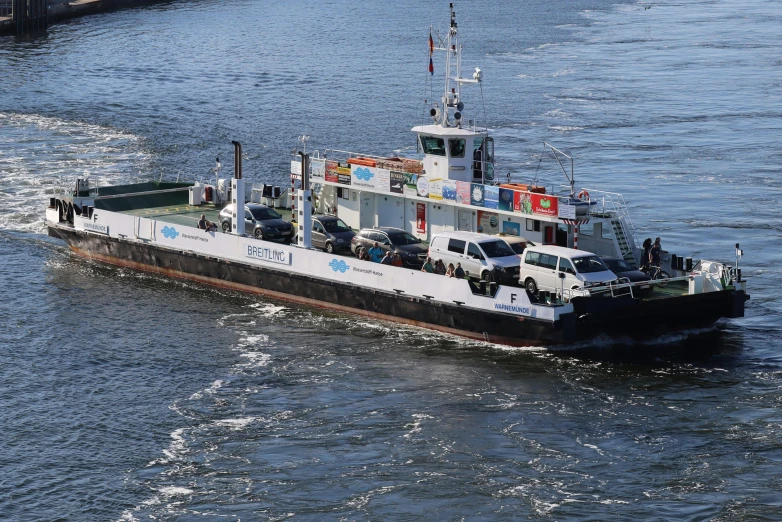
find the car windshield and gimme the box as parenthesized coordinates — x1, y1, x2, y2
(250, 207, 282, 220)
(388, 232, 421, 246)
(479, 240, 516, 258)
(508, 242, 526, 255)
(322, 218, 351, 233)
(604, 259, 632, 272)
(573, 255, 611, 273)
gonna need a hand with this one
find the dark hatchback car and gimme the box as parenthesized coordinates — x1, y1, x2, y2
(218, 203, 294, 242)
(311, 215, 355, 253)
(351, 227, 428, 268)
(601, 256, 652, 295)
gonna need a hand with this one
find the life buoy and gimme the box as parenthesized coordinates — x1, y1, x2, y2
(577, 190, 590, 201)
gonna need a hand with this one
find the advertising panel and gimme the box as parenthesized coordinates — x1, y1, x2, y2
(404, 173, 418, 197)
(416, 202, 427, 233)
(484, 186, 499, 209)
(428, 178, 443, 200)
(376, 168, 391, 192)
(456, 181, 471, 205)
(310, 158, 325, 182)
(351, 165, 377, 189)
(498, 188, 514, 212)
(477, 210, 500, 235)
(470, 183, 485, 207)
(531, 193, 558, 217)
(442, 180, 457, 201)
(390, 171, 405, 194)
(416, 176, 430, 197)
(502, 221, 521, 236)
(337, 166, 351, 185)
(325, 160, 339, 183)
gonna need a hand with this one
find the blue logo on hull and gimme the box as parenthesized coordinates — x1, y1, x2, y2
(329, 259, 350, 273)
(161, 226, 179, 239)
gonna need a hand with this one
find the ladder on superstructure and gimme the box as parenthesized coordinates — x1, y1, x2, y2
(584, 189, 639, 267)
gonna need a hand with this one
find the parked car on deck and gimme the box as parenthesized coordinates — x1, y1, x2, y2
(494, 234, 535, 255)
(311, 215, 355, 253)
(601, 256, 652, 296)
(218, 203, 293, 242)
(520, 245, 618, 295)
(350, 227, 428, 268)
(428, 231, 520, 283)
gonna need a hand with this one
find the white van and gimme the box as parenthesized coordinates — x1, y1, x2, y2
(429, 231, 520, 283)
(520, 245, 618, 295)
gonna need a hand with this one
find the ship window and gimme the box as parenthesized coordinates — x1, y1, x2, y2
(420, 135, 446, 156)
(448, 238, 466, 254)
(448, 139, 466, 158)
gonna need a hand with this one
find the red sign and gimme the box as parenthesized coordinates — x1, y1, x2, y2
(325, 160, 339, 183)
(416, 202, 426, 233)
(531, 194, 558, 216)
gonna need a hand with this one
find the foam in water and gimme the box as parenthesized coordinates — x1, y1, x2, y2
(0, 112, 151, 233)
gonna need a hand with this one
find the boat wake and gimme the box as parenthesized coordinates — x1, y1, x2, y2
(0, 112, 151, 234)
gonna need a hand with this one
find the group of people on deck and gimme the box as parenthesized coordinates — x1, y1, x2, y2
(640, 236, 662, 272)
(421, 257, 465, 279)
(355, 242, 465, 278)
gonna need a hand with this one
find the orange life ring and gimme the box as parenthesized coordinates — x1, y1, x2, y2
(577, 190, 590, 201)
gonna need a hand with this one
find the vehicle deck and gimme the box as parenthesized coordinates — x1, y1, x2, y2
(119, 204, 295, 229)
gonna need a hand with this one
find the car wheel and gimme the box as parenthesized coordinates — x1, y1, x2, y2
(525, 278, 537, 294)
(254, 228, 263, 240)
(325, 242, 335, 254)
(221, 221, 230, 233)
(481, 271, 494, 283)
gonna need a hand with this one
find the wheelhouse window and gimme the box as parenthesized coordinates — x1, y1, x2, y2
(449, 139, 466, 158)
(420, 135, 446, 156)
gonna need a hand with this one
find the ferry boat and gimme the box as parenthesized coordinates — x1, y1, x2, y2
(44, 5, 748, 346)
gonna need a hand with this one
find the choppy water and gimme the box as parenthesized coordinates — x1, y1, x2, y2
(1, 0, 781, 520)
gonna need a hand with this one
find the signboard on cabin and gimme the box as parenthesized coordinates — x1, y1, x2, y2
(558, 202, 576, 219)
(325, 160, 339, 183)
(470, 183, 484, 207)
(310, 158, 325, 182)
(498, 188, 514, 212)
(484, 186, 499, 209)
(376, 168, 391, 192)
(351, 165, 377, 189)
(428, 178, 443, 200)
(456, 181, 471, 204)
(337, 166, 351, 185)
(390, 171, 404, 194)
(404, 173, 418, 197)
(531, 193, 558, 217)
(442, 180, 457, 201)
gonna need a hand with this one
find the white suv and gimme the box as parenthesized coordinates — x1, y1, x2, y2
(428, 231, 520, 283)
(520, 245, 618, 295)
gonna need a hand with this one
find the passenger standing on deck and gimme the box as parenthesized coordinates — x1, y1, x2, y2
(445, 263, 456, 277)
(368, 241, 384, 263)
(381, 251, 394, 265)
(454, 262, 465, 279)
(641, 238, 652, 271)
(650, 237, 662, 267)
(421, 257, 434, 273)
(197, 214, 207, 229)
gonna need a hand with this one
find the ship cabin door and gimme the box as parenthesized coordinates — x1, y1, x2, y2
(359, 192, 375, 230)
(472, 137, 495, 183)
(458, 210, 473, 231)
(543, 224, 555, 245)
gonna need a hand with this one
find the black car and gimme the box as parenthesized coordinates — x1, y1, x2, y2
(311, 215, 355, 253)
(218, 203, 294, 242)
(601, 256, 652, 295)
(350, 227, 428, 268)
